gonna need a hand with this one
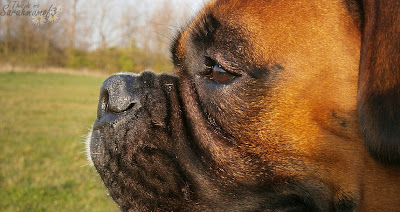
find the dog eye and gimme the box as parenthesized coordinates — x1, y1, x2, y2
(204, 57, 237, 83)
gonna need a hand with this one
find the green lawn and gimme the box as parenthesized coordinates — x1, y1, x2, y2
(0, 72, 119, 211)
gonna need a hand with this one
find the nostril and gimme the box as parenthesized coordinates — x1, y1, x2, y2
(97, 89, 140, 119)
(97, 74, 142, 120)
(125, 102, 136, 112)
(97, 90, 109, 119)
(108, 99, 140, 114)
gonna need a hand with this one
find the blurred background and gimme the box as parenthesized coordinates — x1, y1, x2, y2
(0, 0, 206, 211)
(0, 0, 206, 73)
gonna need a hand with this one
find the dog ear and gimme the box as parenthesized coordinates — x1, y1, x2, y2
(358, 0, 400, 166)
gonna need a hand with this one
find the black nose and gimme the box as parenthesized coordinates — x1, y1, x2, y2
(97, 74, 141, 119)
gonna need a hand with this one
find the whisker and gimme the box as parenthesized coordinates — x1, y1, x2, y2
(91, 152, 104, 155)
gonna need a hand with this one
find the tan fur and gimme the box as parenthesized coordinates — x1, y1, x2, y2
(90, 0, 400, 210)
(175, 0, 400, 210)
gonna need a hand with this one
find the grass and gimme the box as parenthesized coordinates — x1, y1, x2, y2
(0, 72, 119, 211)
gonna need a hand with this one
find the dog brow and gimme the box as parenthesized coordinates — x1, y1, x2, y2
(170, 13, 222, 66)
(191, 13, 221, 47)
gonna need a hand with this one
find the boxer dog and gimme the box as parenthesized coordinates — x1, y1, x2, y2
(87, 0, 400, 211)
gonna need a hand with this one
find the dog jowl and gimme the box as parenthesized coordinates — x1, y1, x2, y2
(87, 0, 400, 211)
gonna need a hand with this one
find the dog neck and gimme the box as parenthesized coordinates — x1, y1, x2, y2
(361, 158, 400, 210)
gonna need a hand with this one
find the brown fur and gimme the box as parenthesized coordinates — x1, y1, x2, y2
(358, 0, 400, 165)
(89, 0, 400, 211)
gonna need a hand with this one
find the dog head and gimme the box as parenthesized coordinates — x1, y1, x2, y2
(87, 0, 400, 211)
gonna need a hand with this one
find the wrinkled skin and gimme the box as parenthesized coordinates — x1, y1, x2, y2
(88, 0, 400, 211)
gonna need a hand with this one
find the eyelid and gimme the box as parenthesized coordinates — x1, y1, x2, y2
(204, 56, 241, 76)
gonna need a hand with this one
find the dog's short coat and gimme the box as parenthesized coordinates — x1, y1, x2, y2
(88, 0, 400, 211)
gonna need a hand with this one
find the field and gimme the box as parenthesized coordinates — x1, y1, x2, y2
(0, 72, 119, 211)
